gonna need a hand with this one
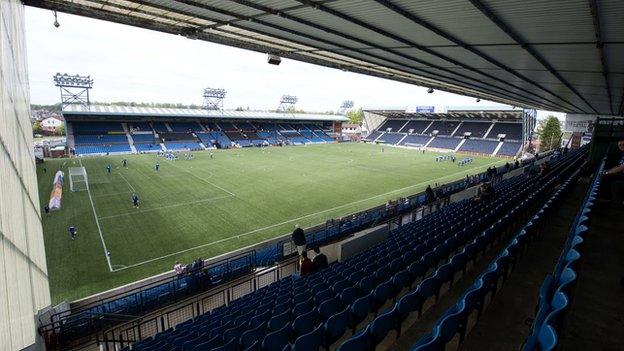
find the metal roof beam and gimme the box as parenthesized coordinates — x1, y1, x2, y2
(374, 0, 597, 113)
(26, 0, 545, 110)
(184, 0, 559, 111)
(588, 0, 614, 115)
(294, 0, 587, 113)
(468, 0, 599, 114)
(175, 0, 564, 111)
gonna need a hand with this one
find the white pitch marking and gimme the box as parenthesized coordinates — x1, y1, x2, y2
(166, 158, 236, 196)
(98, 194, 233, 220)
(79, 158, 114, 272)
(112, 159, 502, 272)
(118, 172, 136, 192)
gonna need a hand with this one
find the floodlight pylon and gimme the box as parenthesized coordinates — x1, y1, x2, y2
(339, 100, 354, 115)
(203, 87, 226, 111)
(53, 73, 93, 109)
(277, 95, 298, 112)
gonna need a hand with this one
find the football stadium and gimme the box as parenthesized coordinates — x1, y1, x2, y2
(2, 1, 624, 351)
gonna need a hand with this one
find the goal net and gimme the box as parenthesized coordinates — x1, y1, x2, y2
(69, 167, 88, 192)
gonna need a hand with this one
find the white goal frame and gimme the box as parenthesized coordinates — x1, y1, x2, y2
(69, 167, 88, 192)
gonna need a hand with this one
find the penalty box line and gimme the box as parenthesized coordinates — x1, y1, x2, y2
(97, 194, 234, 220)
(111, 159, 501, 272)
(166, 158, 236, 197)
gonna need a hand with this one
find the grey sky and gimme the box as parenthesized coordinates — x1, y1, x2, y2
(25, 7, 563, 120)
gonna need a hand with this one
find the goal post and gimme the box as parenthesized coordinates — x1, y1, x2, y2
(69, 167, 88, 192)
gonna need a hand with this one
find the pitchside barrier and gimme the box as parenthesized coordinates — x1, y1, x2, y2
(38, 151, 554, 350)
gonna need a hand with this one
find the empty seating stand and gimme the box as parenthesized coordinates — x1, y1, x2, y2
(427, 137, 461, 150)
(378, 119, 408, 132)
(399, 120, 431, 134)
(486, 123, 522, 140)
(459, 139, 499, 155)
(522, 158, 604, 351)
(453, 122, 492, 138)
(497, 142, 522, 157)
(403, 147, 589, 351)
(377, 133, 405, 145)
(423, 121, 459, 136)
(399, 135, 431, 147)
(72, 122, 131, 155)
(366, 118, 523, 156)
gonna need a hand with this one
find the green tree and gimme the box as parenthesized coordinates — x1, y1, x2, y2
(346, 108, 364, 124)
(56, 124, 65, 136)
(537, 116, 562, 151)
(33, 121, 43, 135)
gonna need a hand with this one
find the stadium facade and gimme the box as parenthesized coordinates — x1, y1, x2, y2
(60, 105, 348, 156)
(362, 107, 536, 158)
(0, 1, 51, 350)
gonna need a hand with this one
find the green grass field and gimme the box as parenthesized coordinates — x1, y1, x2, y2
(37, 143, 504, 303)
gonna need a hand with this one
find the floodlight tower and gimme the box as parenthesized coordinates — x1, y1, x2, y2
(53, 73, 93, 109)
(203, 87, 227, 111)
(339, 100, 354, 115)
(277, 95, 298, 112)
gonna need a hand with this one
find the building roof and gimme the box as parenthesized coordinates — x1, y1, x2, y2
(25, 0, 624, 116)
(61, 104, 347, 122)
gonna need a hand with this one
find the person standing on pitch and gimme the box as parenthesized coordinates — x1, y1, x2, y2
(155, 162, 160, 172)
(106, 164, 112, 174)
(131, 193, 140, 208)
(292, 224, 306, 256)
(122, 159, 127, 167)
(68, 225, 77, 240)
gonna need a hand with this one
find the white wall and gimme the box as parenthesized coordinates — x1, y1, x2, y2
(0, 1, 51, 349)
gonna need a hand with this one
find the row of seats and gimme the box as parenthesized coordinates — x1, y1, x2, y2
(337, 150, 584, 351)
(122, 159, 552, 351)
(74, 144, 131, 154)
(72, 122, 124, 133)
(366, 119, 524, 156)
(522, 158, 604, 351)
(458, 140, 499, 154)
(375, 119, 521, 140)
(403, 148, 587, 351)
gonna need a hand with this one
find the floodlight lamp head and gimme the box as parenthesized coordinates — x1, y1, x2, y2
(280, 95, 298, 104)
(203, 87, 226, 99)
(427, 88, 434, 94)
(341, 100, 354, 109)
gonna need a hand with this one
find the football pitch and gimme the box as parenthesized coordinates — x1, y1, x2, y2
(37, 143, 505, 303)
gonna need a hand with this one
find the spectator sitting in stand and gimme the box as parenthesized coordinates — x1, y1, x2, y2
(300, 251, 313, 276)
(601, 139, 624, 205)
(173, 261, 183, 275)
(475, 182, 495, 203)
(312, 247, 328, 271)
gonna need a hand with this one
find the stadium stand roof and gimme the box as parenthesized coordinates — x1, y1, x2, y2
(25, 0, 624, 116)
(61, 104, 347, 121)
